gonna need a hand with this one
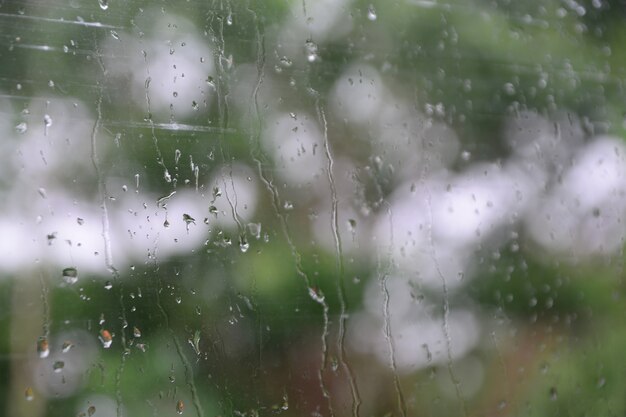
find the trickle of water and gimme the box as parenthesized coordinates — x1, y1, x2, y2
(62, 267, 78, 285)
(367, 4, 377, 20)
(98, 0, 108, 10)
(37, 337, 49, 358)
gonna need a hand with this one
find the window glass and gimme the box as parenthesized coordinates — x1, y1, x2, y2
(1, 0, 626, 416)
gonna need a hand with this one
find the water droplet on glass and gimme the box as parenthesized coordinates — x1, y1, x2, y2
(305, 39, 319, 63)
(347, 219, 357, 233)
(284, 201, 294, 210)
(15, 122, 27, 134)
(43, 114, 52, 127)
(503, 82, 516, 95)
(99, 329, 112, 348)
(62, 267, 78, 284)
(226, 13, 233, 25)
(104, 281, 113, 290)
(37, 337, 49, 358)
(133, 326, 141, 338)
(239, 235, 249, 253)
(549, 386, 558, 401)
(247, 223, 261, 239)
(88, 405, 96, 416)
(308, 287, 325, 303)
(53, 360, 64, 372)
(98, 0, 108, 10)
(38, 188, 47, 199)
(25, 387, 34, 401)
(209, 206, 218, 216)
(176, 400, 184, 414)
(62, 340, 74, 353)
(183, 214, 195, 227)
(461, 150, 471, 161)
(367, 5, 377, 20)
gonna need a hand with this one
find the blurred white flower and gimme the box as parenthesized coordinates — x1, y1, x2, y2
(262, 112, 326, 187)
(103, 8, 215, 120)
(525, 135, 626, 258)
(331, 64, 388, 125)
(350, 276, 481, 372)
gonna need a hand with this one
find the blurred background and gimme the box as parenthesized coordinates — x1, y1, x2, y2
(1, 0, 626, 416)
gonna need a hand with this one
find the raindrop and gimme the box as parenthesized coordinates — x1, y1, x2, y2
(98, 0, 108, 10)
(133, 326, 141, 338)
(88, 405, 96, 416)
(62, 341, 74, 353)
(43, 114, 52, 127)
(37, 337, 49, 358)
(305, 39, 319, 63)
(347, 219, 357, 233)
(157, 191, 176, 208)
(104, 281, 113, 290)
(284, 201, 294, 210)
(25, 387, 34, 401)
(62, 267, 78, 284)
(99, 329, 112, 348)
(176, 399, 184, 414)
(247, 223, 261, 239)
(53, 360, 64, 372)
(503, 82, 516, 95)
(549, 386, 558, 401)
(209, 206, 218, 216)
(175, 296, 182, 304)
(308, 287, 325, 303)
(38, 188, 47, 199)
(226, 13, 233, 25)
(239, 235, 249, 253)
(183, 214, 195, 225)
(367, 4, 377, 20)
(110, 30, 119, 40)
(461, 150, 471, 161)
